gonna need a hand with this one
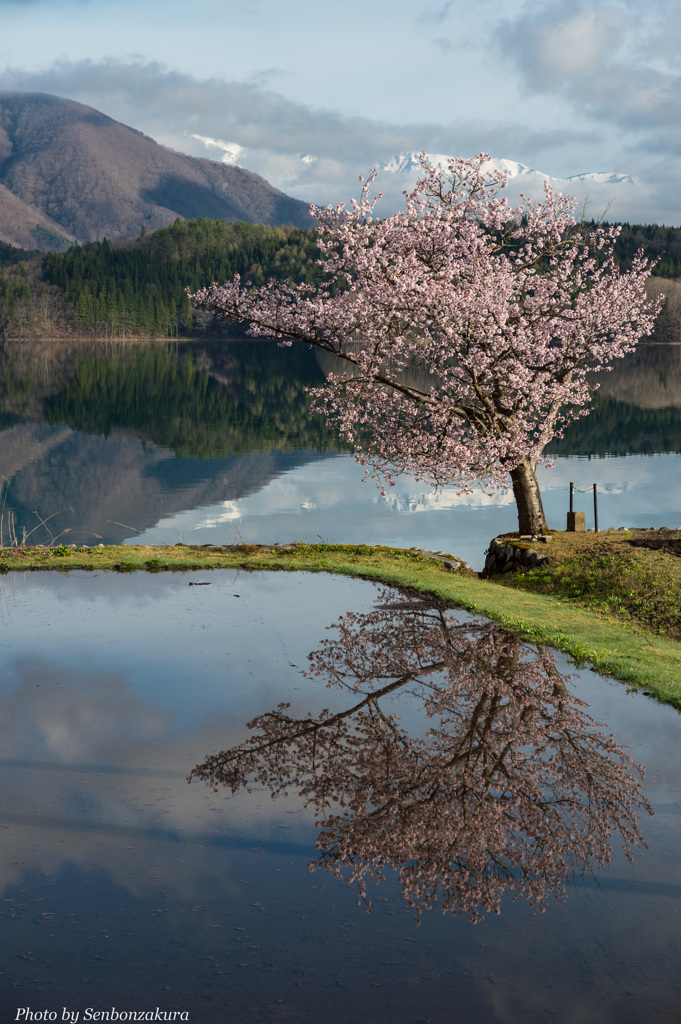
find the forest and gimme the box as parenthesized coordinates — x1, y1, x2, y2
(2, 217, 681, 339)
(0, 219, 324, 338)
(41, 342, 344, 458)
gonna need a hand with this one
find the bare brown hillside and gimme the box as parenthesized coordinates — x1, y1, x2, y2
(0, 92, 312, 249)
(0, 181, 76, 250)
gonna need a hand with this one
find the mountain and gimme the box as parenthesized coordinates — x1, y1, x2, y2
(0, 92, 313, 251)
(378, 152, 642, 219)
(0, 181, 77, 251)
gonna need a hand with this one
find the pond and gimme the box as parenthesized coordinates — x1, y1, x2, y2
(0, 569, 679, 1023)
(2, 338, 681, 568)
(1, 335, 681, 1021)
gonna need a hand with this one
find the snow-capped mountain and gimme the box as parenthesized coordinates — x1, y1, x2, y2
(563, 169, 638, 187)
(382, 152, 638, 187)
(383, 153, 543, 179)
(378, 152, 641, 217)
(185, 128, 661, 224)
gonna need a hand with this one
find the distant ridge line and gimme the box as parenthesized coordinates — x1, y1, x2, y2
(0, 91, 313, 252)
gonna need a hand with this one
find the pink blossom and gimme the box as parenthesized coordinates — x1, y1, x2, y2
(191, 154, 662, 534)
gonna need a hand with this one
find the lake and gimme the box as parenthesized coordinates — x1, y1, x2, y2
(2, 338, 681, 567)
(0, 336, 680, 1022)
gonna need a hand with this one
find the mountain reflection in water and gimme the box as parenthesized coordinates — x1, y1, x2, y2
(0, 339, 344, 545)
(192, 597, 651, 922)
(3, 337, 681, 555)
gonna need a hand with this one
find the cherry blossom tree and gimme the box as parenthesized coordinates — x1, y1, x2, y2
(191, 155, 662, 535)
(190, 597, 651, 922)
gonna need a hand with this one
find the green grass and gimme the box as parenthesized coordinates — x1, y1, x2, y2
(2, 540, 681, 710)
(491, 528, 681, 632)
(502, 547, 681, 640)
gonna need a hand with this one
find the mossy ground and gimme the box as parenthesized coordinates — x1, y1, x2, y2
(492, 527, 681, 640)
(2, 538, 680, 710)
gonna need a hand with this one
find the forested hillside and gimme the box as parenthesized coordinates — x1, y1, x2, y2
(0, 219, 324, 338)
(2, 217, 681, 340)
(42, 219, 324, 336)
(607, 222, 681, 278)
(0, 242, 38, 267)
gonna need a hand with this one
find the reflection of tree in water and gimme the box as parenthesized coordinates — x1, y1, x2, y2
(192, 598, 651, 922)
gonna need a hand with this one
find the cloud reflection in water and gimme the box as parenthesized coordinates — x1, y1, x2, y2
(192, 596, 652, 922)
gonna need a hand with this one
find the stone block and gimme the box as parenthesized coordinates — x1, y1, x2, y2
(567, 511, 586, 532)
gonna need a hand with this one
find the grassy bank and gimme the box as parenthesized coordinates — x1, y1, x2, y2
(2, 539, 680, 710)
(491, 528, 681, 639)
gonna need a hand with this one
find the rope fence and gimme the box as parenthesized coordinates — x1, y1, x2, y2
(568, 482, 598, 532)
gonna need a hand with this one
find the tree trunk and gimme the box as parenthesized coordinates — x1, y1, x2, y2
(509, 457, 548, 535)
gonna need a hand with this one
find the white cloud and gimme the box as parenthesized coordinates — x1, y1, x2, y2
(189, 134, 245, 165)
(500, 1, 681, 141)
(0, 57, 601, 210)
(504, 4, 624, 87)
(1, 1, 681, 222)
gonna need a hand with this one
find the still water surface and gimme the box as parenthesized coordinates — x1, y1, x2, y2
(1, 337, 681, 1020)
(0, 570, 679, 1023)
(2, 338, 681, 566)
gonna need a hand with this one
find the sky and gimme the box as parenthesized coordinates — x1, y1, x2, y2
(1, 0, 680, 222)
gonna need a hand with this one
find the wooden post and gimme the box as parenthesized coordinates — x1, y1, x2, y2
(567, 482, 584, 530)
(593, 483, 598, 533)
